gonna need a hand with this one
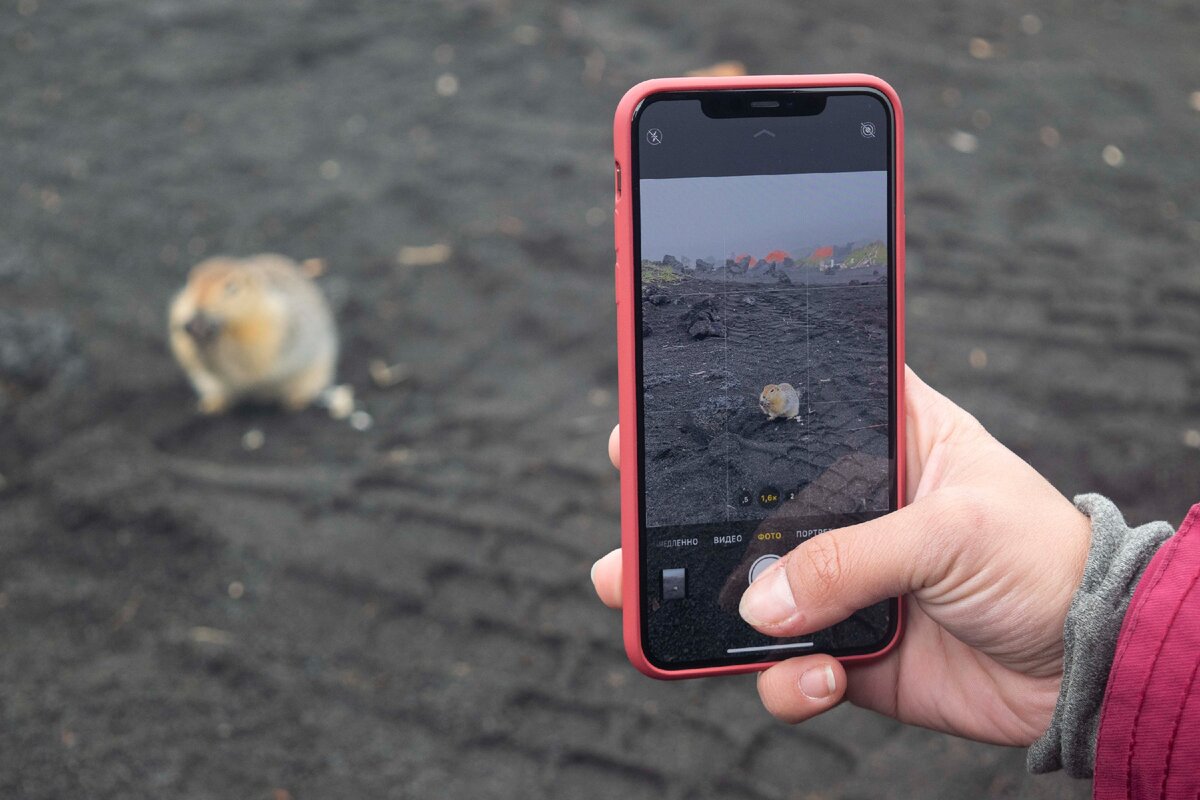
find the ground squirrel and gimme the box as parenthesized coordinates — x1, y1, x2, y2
(169, 254, 338, 413)
(759, 383, 800, 420)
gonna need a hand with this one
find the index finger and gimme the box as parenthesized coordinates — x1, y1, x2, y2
(591, 548, 623, 608)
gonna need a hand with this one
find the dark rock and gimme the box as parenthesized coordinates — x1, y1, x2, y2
(682, 296, 725, 340)
(776, 272, 792, 285)
(661, 254, 681, 267)
(725, 257, 749, 276)
(0, 244, 31, 283)
(0, 309, 83, 390)
(647, 293, 670, 306)
(641, 320, 653, 337)
(695, 258, 714, 272)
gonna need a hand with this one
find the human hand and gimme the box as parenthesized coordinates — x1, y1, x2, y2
(592, 368, 1090, 746)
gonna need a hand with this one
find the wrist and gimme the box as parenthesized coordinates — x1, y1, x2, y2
(1026, 495, 1175, 777)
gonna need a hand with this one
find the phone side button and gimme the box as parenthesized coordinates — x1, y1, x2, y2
(614, 261, 620, 305)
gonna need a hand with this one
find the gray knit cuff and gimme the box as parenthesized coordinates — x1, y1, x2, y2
(1026, 494, 1175, 777)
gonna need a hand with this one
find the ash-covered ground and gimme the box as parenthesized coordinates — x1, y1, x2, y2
(2, 1, 1199, 799)
(642, 273, 889, 528)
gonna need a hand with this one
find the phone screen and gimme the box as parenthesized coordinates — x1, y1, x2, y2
(631, 89, 899, 669)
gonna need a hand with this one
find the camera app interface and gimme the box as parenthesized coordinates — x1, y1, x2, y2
(635, 92, 897, 667)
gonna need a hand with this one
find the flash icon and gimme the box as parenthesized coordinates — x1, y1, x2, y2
(860, 121, 876, 138)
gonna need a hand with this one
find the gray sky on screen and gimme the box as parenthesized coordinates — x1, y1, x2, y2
(638, 171, 886, 261)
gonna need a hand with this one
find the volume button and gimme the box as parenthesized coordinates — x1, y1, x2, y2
(614, 261, 620, 306)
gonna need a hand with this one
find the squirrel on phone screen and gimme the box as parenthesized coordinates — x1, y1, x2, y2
(168, 254, 338, 414)
(759, 383, 801, 420)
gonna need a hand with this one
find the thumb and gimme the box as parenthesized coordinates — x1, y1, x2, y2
(739, 491, 963, 637)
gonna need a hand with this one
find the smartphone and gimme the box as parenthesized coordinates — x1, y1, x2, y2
(613, 75, 905, 679)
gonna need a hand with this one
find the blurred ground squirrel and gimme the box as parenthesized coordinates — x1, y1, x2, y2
(169, 254, 338, 413)
(759, 383, 800, 420)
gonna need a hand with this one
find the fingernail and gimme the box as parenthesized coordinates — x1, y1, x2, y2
(589, 560, 600, 588)
(800, 665, 837, 700)
(739, 565, 798, 627)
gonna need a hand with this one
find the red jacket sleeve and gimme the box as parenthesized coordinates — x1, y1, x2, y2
(1094, 503, 1200, 800)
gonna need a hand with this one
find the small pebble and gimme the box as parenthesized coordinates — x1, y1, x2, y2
(435, 73, 459, 97)
(968, 37, 994, 59)
(189, 626, 234, 646)
(386, 448, 414, 464)
(1190, 91, 1200, 112)
(242, 429, 265, 451)
(349, 410, 373, 431)
(1183, 430, 1200, 449)
(969, 348, 988, 369)
(497, 216, 525, 236)
(397, 243, 451, 266)
(369, 360, 411, 388)
(1019, 13, 1042, 34)
(319, 160, 341, 180)
(512, 24, 540, 45)
(1039, 126, 1061, 147)
(227, 581, 245, 600)
(582, 49, 606, 84)
(685, 60, 747, 78)
(948, 130, 979, 153)
(1102, 144, 1124, 167)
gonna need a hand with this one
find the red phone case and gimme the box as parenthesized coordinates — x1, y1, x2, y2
(613, 74, 906, 679)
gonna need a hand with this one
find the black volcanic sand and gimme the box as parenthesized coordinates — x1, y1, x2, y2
(641, 275, 889, 527)
(3, 0, 1199, 798)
